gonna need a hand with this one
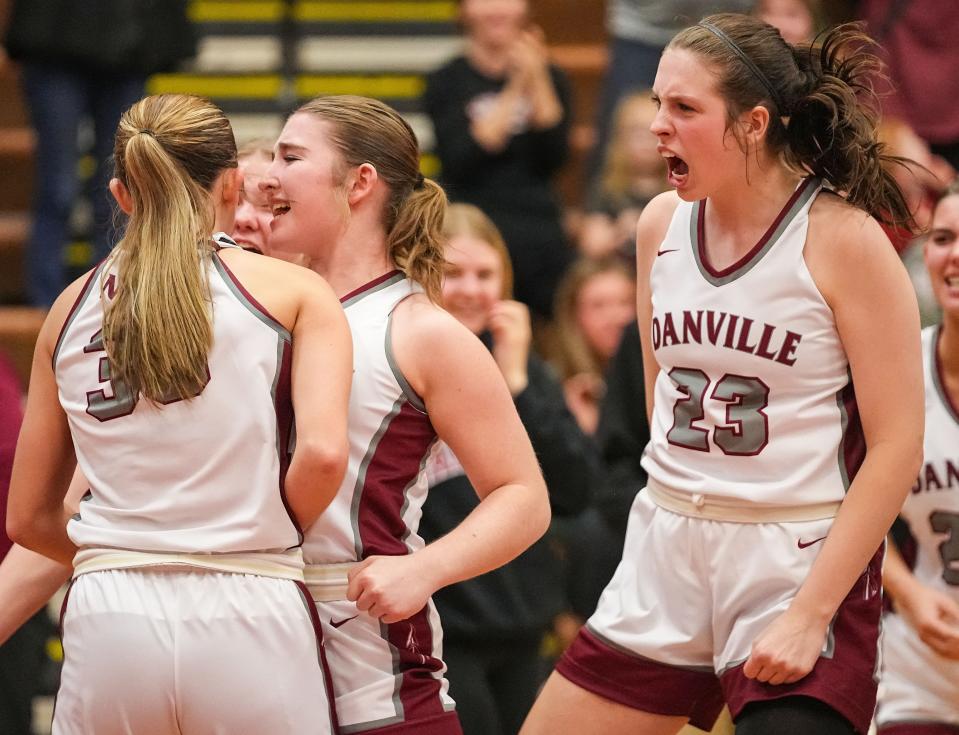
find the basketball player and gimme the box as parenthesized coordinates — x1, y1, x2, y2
(0, 138, 299, 647)
(6, 94, 352, 734)
(259, 95, 551, 734)
(875, 183, 959, 735)
(232, 139, 275, 255)
(521, 14, 924, 735)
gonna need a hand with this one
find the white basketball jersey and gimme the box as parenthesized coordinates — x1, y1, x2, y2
(902, 325, 959, 598)
(302, 271, 437, 565)
(56, 236, 302, 557)
(642, 179, 863, 507)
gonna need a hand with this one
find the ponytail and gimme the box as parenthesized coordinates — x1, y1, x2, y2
(104, 95, 236, 404)
(296, 95, 450, 299)
(672, 15, 918, 233)
(388, 177, 448, 302)
(783, 25, 916, 231)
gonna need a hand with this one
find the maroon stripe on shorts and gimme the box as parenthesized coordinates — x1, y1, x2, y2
(295, 580, 340, 733)
(385, 608, 449, 723)
(360, 711, 462, 735)
(556, 627, 725, 730)
(878, 724, 959, 735)
(721, 545, 885, 734)
(356, 400, 442, 722)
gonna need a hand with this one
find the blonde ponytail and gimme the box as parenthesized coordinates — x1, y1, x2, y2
(104, 95, 237, 403)
(388, 177, 447, 301)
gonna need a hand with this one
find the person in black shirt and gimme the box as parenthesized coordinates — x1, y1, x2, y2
(423, 0, 573, 319)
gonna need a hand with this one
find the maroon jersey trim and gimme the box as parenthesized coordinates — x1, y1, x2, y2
(353, 398, 444, 723)
(932, 325, 959, 426)
(212, 253, 290, 340)
(836, 372, 866, 492)
(52, 260, 109, 370)
(341, 270, 405, 307)
(272, 338, 300, 543)
(693, 177, 817, 285)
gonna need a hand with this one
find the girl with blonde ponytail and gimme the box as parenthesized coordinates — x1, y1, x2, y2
(523, 13, 924, 735)
(260, 94, 550, 735)
(6, 93, 352, 734)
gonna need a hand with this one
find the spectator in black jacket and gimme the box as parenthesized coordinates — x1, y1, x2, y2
(420, 204, 597, 735)
(423, 0, 573, 319)
(3, 0, 195, 306)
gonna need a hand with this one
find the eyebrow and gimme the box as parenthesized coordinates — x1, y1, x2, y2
(929, 228, 956, 237)
(276, 142, 309, 153)
(653, 92, 698, 103)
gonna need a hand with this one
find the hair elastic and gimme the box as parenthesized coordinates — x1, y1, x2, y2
(698, 22, 786, 112)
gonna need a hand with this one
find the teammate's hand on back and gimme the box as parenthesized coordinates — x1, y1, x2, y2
(347, 554, 440, 624)
(743, 604, 830, 685)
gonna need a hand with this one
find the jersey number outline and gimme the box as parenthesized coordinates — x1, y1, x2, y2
(929, 510, 959, 586)
(666, 367, 770, 456)
(84, 330, 208, 421)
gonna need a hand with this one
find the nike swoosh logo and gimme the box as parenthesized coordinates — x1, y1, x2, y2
(797, 536, 827, 549)
(656, 248, 679, 256)
(330, 615, 358, 629)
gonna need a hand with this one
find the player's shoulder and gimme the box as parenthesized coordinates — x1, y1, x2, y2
(807, 191, 889, 257)
(219, 246, 330, 294)
(42, 265, 106, 353)
(636, 191, 683, 264)
(393, 295, 487, 366)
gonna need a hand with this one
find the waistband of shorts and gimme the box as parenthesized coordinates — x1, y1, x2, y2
(72, 547, 305, 581)
(304, 561, 360, 601)
(646, 478, 842, 523)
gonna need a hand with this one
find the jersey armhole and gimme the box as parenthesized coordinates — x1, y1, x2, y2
(51, 260, 110, 370)
(385, 297, 428, 415)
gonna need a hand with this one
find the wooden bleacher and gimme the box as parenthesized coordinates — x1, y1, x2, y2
(0, 0, 608, 387)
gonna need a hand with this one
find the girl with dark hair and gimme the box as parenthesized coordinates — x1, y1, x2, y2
(521, 14, 923, 735)
(875, 183, 959, 735)
(260, 95, 550, 735)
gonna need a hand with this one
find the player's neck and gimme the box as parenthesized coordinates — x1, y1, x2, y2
(703, 164, 802, 244)
(310, 220, 393, 299)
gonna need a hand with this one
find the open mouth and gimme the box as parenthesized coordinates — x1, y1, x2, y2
(271, 203, 291, 217)
(664, 153, 689, 187)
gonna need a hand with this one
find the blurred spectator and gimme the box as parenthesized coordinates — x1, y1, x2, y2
(550, 257, 636, 435)
(579, 91, 666, 259)
(586, 0, 753, 187)
(419, 203, 597, 735)
(551, 322, 646, 640)
(0, 352, 47, 735)
(3, 0, 195, 306)
(860, 0, 959, 171)
(877, 118, 955, 251)
(753, 0, 818, 44)
(423, 0, 573, 320)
